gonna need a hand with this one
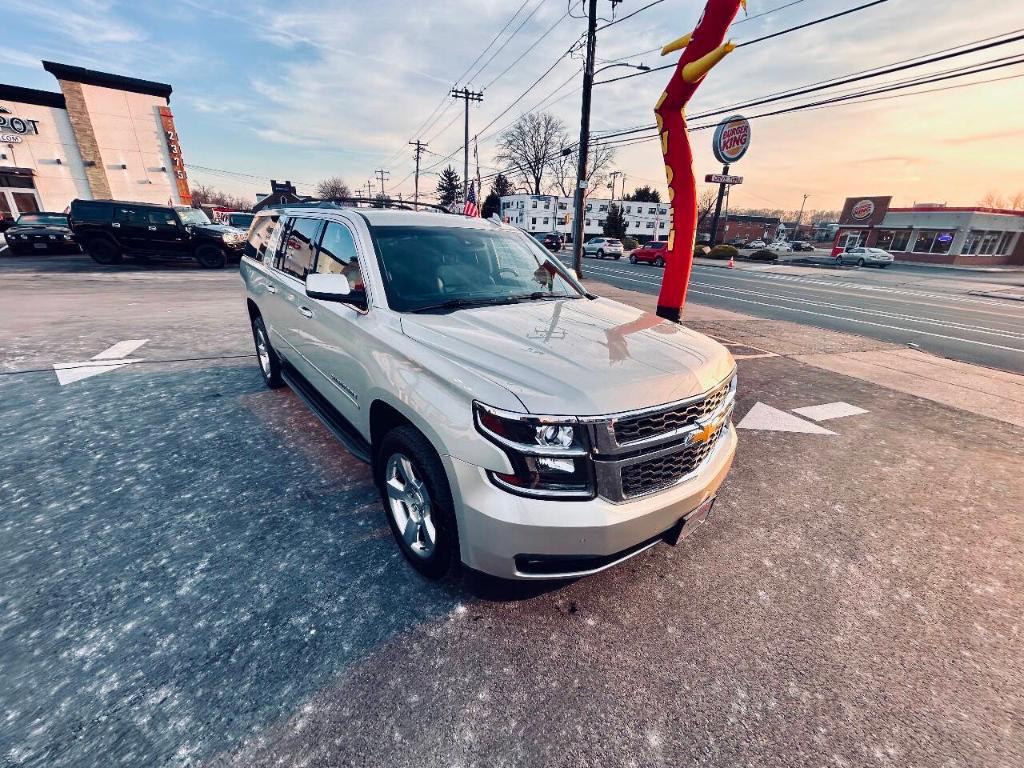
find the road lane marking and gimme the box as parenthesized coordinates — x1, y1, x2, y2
(589, 266, 1024, 354)
(53, 339, 149, 386)
(792, 402, 869, 421)
(736, 403, 836, 434)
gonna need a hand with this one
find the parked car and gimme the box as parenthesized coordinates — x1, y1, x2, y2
(583, 237, 623, 259)
(729, 237, 747, 247)
(746, 239, 767, 249)
(240, 205, 738, 581)
(534, 232, 563, 252)
(629, 240, 668, 266)
(69, 199, 247, 268)
(767, 241, 793, 253)
(224, 212, 255, 230)
(1, 212, 79, 255)
(837, 246, 894, 268)
(790, 240, 815, 252)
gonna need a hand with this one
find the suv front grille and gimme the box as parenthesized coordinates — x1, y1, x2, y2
(613, 378, 730, 445)
(618, 428, 724, 498)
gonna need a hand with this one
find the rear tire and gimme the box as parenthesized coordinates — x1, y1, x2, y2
(377, 426, 459, 580)
(654, 256, 665, 267)
(252, 315, 284, 389)
(614, 254, 621, 260)
(86, 238, 122, 265)
(196, 244, 226, 269)
(597, 249, 605, 259)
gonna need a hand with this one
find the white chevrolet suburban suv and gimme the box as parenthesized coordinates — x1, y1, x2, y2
(240, 202, 737, 581)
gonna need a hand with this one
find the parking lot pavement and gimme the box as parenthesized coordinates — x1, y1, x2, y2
(2, 257, 1022, 767)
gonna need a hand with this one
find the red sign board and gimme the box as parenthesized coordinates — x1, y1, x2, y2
(159, 106, 192, 206)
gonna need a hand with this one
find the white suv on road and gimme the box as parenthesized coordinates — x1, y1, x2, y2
(240, 203, 737, 580)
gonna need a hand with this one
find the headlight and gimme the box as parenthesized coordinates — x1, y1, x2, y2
(474, 402, 594, 499)
(63, 234, 74, 240)
(221, 231, 245, 244)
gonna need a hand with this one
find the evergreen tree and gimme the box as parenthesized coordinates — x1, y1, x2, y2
(603, 202, 627, 239)
(482, 191, 501, 220)
(623, 185, 661, 203)
(436, 166, 462, 209)
(490, 173, 515, 199)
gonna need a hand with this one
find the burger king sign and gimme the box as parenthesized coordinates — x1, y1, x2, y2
(712, 115, 751, 164)
(851, 199, 876, 220)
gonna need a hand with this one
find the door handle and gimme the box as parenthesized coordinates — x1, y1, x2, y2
(111, 222, 121, 228)
(266, 284, 277, 294)
(298, 306, 314, 318)
(148, 225, 157, 231)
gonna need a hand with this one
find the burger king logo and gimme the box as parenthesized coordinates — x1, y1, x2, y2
(851, 199, 876, 220)
(712, 115, 751, 164)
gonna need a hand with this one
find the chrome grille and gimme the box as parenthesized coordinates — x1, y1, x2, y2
(613, 378, 730, 445)
(619, 428, 724, 498)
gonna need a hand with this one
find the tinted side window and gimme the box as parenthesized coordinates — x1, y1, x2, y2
(71, 201, 112, 222)
(277, 217, 320, 279)
(246, 214, 280, 261)
(147, 209, 177, 226)
(115, 207, 146, 225)
(315, 222, 365, 293)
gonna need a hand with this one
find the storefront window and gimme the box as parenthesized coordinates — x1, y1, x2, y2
(997, 232, 1015, 254)
(912, 230, 954, 254)
(876, 229, 911, 251)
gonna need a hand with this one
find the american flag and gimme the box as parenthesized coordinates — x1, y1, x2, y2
(463, 184, 479, 217)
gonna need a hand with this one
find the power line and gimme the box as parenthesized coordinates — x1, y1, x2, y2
(595, 0, 665, 31)
(469, 0, 553, 85)
(457, 0, 535, 85)
(593, 29, 1024, 141)
(482, 3, 577, 90)
(594, 0, 891, 85)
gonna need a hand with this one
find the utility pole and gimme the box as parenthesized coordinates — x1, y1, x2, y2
(451, 87, 483, 204)
(374, 169, 390, 196)
(707, 163, 730, 246)
(408, 140, 427, 206)
(794, 193, 810, 239)
(608, 170, 622, 201)
(364, 180, 374, 200)
(572, 0, 598, 277)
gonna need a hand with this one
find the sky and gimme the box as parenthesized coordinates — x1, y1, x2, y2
(4, 0, 1024, 213)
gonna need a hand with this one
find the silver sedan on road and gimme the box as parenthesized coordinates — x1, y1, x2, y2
(837, 246, 895, 268)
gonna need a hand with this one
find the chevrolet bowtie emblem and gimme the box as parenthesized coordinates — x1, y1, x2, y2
(689, 414, 725, 445)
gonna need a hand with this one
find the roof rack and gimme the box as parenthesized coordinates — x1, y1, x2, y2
(276, 196, 456, 214)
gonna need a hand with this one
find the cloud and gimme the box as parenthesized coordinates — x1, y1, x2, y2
(0, 45, 39, 69)
(943, 129, 1024, 145)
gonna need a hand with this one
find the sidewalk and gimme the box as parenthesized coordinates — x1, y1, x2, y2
(585, 278, 1024, 428)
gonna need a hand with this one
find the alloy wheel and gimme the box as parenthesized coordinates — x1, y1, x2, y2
(255, 326, 271, 377)
(385, 453, 435, 558)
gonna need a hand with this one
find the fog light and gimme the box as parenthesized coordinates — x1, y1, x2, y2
(536, 456, 575, 474)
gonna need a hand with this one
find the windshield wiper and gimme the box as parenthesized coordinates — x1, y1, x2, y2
(409, 297, 521, 313)
(506, 291, 581, 302)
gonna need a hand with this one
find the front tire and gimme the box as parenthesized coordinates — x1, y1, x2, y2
(857, 258, 865, 267)
(86, 238, 122, 265)
(252, 315, 284, 388)
(629, 254, 637, 264)
(196, 244, 226, 269)
(377, 426, 459, 580)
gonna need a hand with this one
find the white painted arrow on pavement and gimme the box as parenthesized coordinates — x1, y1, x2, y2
(53, 339, 148, 386)
(736, 402, 836, 434)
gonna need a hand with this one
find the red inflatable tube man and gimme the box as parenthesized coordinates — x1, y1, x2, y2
(655, 0, 745, 321)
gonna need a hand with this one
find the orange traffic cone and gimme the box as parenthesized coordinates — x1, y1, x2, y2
(727, 256, 735, 269)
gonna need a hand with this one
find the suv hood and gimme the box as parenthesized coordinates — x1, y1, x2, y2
(195, 223, 244, 235)
(400, 297, 734, 415)
(6, 224, 72, 235)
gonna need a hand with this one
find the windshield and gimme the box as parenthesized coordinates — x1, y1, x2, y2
(228, 213, 254, 229)
(176, 208, 211, 226)
(370, 225, 584, 312)
(16, 213, 68, 227)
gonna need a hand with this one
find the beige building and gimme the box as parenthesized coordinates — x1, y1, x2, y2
(0, 61, 190, 223)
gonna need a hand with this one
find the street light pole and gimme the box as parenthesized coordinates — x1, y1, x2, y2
(795, 193, 810, 238)
(571, 0, 598, 277)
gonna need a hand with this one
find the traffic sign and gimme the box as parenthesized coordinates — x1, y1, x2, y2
(705, 173, 743, 185)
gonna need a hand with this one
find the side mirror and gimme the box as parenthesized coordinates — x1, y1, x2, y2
(306, 272, 351, 301)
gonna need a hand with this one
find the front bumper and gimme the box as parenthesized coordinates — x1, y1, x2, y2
(444, 423, 737, 579)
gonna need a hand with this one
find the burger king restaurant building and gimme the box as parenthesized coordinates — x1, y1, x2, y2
(0, 61, 190, 224)
(832, 196, 1024, 266)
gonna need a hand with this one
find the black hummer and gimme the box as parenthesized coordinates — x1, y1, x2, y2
(69, 199, 247, 268)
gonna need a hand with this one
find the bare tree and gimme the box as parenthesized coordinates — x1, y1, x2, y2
(696, 186, 716, 230)
(189, 184, 252, 211)
(316, 176, 351, 200)
(551, 141, 616, 199)
(496, 112, 567, 195)
(980, 191, 1024, 209)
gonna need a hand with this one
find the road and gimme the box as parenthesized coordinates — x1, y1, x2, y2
(580, 256, 1024, 373)
(2, 253, 1022, 767)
